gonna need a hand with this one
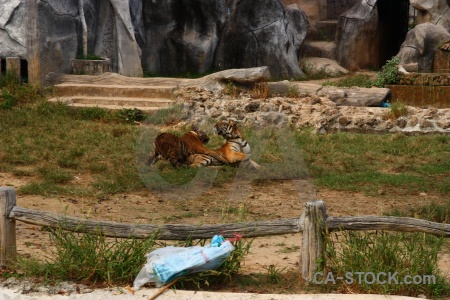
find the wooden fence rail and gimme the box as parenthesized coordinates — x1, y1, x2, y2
(1, 187, 449, 282)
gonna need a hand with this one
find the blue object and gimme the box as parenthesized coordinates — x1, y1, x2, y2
(133, 235, 235, 289)
(380, 102, 391, 108)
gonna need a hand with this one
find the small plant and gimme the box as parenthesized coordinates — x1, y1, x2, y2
(388, 101, 408, 119)
(287, 85, 299, 98)
(251, 82, 269, 99)
(115, 108, 147, 124)
(223, 81, 240, 97)
(372, 56, 400, 87)
(267, 264, 285, 284)
(76, 53, 104, 60)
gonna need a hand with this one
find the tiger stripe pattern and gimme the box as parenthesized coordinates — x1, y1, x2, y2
(147, 125, 228, 168)
(187, 120, 261, 169)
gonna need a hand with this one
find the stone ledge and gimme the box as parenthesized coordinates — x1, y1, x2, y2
(387, 85, 450, 108)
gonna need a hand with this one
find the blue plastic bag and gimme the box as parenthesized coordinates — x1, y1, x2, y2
(133, 235, 235, 289)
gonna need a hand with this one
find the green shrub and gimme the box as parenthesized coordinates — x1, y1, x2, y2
(115, 108, 147, 124)
(372, 57, 400, 87)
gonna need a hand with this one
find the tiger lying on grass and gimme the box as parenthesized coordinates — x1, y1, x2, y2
(147, 124, 228, 168)
(187, 119, 261, 169)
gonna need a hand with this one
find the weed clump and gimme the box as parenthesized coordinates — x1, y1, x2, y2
(325, 231, 449, 298)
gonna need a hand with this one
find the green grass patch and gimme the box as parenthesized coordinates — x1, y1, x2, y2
(16, 226, 159, 285)
(323, 74, 373, 88)
(1, 100, 449, 197)
(388, 201, 450, 224)
(325, 231, 450, 297)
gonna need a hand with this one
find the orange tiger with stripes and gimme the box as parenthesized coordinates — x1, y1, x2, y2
(147, 125, 228, 168)
(187, 120, 261, 169)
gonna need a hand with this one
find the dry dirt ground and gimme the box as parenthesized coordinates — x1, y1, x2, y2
(1, 169, 449, 285)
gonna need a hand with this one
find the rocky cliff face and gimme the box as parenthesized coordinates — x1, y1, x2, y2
(214, 1, 308, 79)
(1, 0, 308, 81)
(0, 0, 27, 58)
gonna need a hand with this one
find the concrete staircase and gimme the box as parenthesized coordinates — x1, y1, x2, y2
(49, 83, 176, 112)
(302, 20, 338, 60)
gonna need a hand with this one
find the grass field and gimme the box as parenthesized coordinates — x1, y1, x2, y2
(0, 101, 449, 199)
(0, 79, 449, 296)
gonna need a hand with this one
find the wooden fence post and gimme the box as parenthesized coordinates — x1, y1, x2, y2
(0, 187, 17, 266)
(301, 200, 327, 282)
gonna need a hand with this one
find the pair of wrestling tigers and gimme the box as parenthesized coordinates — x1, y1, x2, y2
(147, 120, 261, 169)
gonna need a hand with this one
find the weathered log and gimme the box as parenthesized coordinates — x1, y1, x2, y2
(326, 216, 450, 238)
(9, 206, 302, 240)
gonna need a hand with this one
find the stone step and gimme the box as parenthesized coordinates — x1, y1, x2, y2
(48, 96, 175, 112)
(49, 96, 174, 108)
(62, 103, 163, 112)
(316, 20, 338, 42)
(301, 41, 337, 60)
(54, 83, 176, 99)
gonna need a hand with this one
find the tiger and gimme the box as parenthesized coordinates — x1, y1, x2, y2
(187, 119, 261, 169)
(147, 124, 228, 168)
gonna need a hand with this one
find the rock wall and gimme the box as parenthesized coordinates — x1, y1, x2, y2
(36, 0, 80, 80)
(0, 0, 27, 58)
(214, 1, 308, 79)
(1, 0, 310, 82)
(175, 88, 450, 135)
(141, 0, 227, 76)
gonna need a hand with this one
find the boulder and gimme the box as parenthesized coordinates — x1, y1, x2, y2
(336, 0, 380, 70)
(301, 57, 349, 77)
(396, 23, 450, 72)
(0, 0, 26, 58)
(410, 0, 450, 32)
(214, 1, 308, 79)
(141, 0, 227, 75)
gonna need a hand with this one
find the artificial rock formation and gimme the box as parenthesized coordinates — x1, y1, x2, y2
(214, 1, 308, 79)
(336, 0, 380, 70)
(396, 23, 450, 72)
(0, 0, 27, 58)
(141, 0, 227, 75)
(2, 0, 310, 83)
(410, 0, 450, 32)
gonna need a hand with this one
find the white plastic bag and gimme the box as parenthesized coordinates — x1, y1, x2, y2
(133, 235, 235, 289)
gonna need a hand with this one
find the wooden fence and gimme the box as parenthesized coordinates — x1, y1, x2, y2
(1, 186, 449, 282)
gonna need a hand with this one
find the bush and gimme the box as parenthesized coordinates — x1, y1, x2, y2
(372, 57, 400, 87)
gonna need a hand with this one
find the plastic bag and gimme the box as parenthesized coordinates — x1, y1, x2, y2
(133, 235, 235, 289)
